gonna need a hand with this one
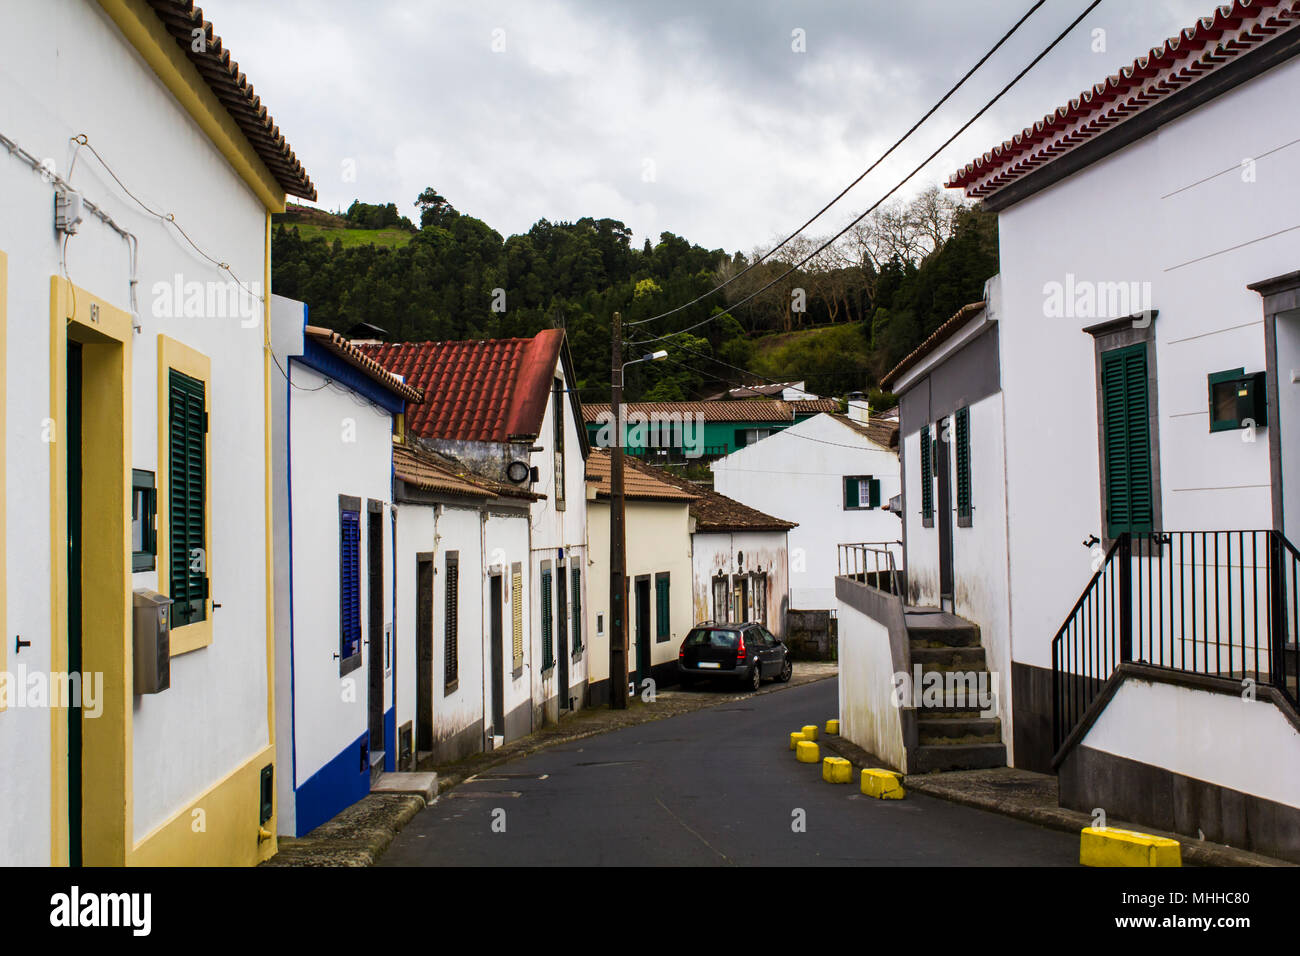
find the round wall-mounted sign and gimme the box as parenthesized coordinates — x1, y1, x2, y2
(506, 460, 530, 484)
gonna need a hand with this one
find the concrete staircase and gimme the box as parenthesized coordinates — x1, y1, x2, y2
(905, 609, 1007, 773)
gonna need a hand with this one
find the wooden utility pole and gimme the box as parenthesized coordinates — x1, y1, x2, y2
(609, 311, 628, 708)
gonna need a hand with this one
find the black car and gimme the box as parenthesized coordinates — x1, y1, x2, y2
(677, 622, 792, 691)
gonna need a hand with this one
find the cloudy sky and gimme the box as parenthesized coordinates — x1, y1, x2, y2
(209, 0, 1210, 253)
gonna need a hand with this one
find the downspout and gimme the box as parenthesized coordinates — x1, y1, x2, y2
(390, 452, 398, 769)
(481, 508, 489, 751)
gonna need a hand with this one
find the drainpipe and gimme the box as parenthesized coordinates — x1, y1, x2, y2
(481, 508, 489, 752)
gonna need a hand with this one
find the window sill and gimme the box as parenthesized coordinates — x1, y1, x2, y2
(339, 651, 362, 677)
(512, 665, 524, 680)
(171, 618, 212, 657)
(444, 679, 459, 696)
(541, 664, 555, 678)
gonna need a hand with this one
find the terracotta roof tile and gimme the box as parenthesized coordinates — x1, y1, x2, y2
(880, 301, 986, 391)
(303, 326, 423, 402)
(360, 330, 564, 443)
(648, 470, 797, 532)
(143, 1, 315, 199)
(585, 450, 700, 502)
(828, 414, 900, 452)
(393, 443, 540, 501)
(947, 1, 1300, 202)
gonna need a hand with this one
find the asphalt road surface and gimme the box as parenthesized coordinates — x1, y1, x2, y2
(381, 678, 1079, 866)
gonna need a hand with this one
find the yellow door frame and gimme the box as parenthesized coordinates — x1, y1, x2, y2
(49, 276, 134, 866)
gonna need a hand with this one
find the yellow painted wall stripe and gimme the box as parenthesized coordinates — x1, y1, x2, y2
(95, 0, 287, 212)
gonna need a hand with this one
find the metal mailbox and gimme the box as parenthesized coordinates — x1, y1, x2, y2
(132, 588, 172, 695)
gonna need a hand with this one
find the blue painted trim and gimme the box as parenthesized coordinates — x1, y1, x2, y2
(300, 339, 405, 415)
(389, 489, 399, 770)
(294, 730, 370, 836)
(383, 707, 397, 773)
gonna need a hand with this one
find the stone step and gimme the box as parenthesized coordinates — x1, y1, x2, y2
(917, 716, 1002, 745)
(909, 646, 987, 670)
(906, 625, 981, 648)
(910, 741, 1007, 774)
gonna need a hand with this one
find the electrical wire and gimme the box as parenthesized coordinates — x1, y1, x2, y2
(624, 0, 1049, 329)
(629, 0, 1105, 347)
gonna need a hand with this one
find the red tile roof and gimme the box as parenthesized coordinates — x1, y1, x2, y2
(303, 326, 423, 402)
(585, 450, 700, 502)
(947, 1, 1300, 202)
(360, 331, 565, 443)
(393, 443, 540, 501)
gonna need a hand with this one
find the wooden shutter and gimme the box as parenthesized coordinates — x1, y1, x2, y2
(169, 369, 207, 628)
(655, 574, 670, 640)
(445, 555, 459, 686)
(511, 565, 524, 670)
(868, 478, 881, 508)
(955, 406, 971, 522)
(339, 510, 361, 660)
(570, 567, 582, 653)
(920, 425, 933, 522)
(844, 476, 859, 509)
(541, 568, 554, 670)
(1101, 344, 1154, 537)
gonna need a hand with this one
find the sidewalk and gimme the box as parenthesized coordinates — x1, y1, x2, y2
(816, 733, 1293, 867)
(265, 661, 838, 866)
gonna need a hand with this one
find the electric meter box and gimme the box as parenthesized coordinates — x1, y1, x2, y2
(133, 588, 172, 695)
(1208, 368, 1268, 432)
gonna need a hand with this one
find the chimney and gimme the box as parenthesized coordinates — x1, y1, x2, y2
(845, 390, 870, 423)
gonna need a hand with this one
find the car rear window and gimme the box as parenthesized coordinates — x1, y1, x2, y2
(685, 628, 739, 648)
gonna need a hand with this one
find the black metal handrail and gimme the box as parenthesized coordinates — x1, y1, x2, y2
(1052, 530, 1300, 752)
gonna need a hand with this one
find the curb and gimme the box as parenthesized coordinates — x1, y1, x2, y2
(812, 729, 1291, 868)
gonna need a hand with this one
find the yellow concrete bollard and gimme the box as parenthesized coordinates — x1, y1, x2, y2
(860, 768, 905, 799)
(789, 731, 807, 751)
(800, 724, 819, 741)
(1080, 827, 1181, 867)
(795, 740, 820, 763)
(822, 756, 852, 783)
(825, 719, 840, 735)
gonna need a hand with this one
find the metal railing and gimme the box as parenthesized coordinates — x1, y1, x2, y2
(837, 542, 904, 597)
(1052, 530, 1300, 752)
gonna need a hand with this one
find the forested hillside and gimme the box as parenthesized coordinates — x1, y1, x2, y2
(271, 185, 998, 402)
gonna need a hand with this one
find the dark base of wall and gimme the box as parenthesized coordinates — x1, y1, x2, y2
(588, 661, 680, 708)
(1011, 661, 1055, 774)
(503, 700, 532, 743)
(786, 609, 837, 661)
(1060, 745, 1300, 863)
(426, 718, 484, 765)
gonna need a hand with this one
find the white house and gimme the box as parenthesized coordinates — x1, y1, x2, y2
(584, 450, 697, 702)
(712, 410, 900, 610)
(650, 467, 796, 639)
(0, 0, 314, 864)
(841, 0, 1300, 861)
(364, 330, 591, 724)
(391, 442, 535, 764)
(269, 301, 423, 836)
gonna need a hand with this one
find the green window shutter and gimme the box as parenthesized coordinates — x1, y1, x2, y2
(1101, 344, 1154, 538)
(169, 369, 207, 629)
(869, 477, 881, 508)
(656, 574, 670, 640)
(955, 406, 971, 521)
(920, 426, 933, 522)
(844, 477, 859, 509)
(570, 567, 582, 653)
(541, 569, 554, 670)
(445, 555, 459, 685)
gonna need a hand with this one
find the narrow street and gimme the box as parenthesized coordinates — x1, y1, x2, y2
(381, 679, 1078, 866)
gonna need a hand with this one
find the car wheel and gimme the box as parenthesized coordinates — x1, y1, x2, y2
(778, 657, 793, 683)
(748, 665, 761, 692)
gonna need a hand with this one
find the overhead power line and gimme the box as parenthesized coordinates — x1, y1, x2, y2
(630, 0, 1105, 347)
(625, 0, 1049, 330)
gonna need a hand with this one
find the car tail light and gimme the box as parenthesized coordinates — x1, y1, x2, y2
(736, 633, 746, 660)
(678, 642, 686, 658)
